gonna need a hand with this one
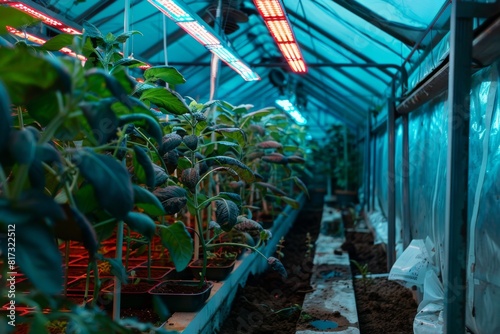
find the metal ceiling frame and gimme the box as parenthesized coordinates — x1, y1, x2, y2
(287, 9, 395, 81)
(329, 0, 422, 47)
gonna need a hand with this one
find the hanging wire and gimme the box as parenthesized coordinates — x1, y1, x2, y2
(163, 14, 168, 66)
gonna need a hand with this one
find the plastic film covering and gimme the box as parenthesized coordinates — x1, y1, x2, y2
(371, 120, 404, 256)
(369, 60, 500, 333)
(407, 33, 450, 92)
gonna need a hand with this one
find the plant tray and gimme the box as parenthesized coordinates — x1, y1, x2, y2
(149, 280, 213, 313)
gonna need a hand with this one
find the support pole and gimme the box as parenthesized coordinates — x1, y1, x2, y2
(444, 1, 473, 332)
(402, 114, 411, 249)
(364, 114, 371, 211)
(387, 81, 396, 271)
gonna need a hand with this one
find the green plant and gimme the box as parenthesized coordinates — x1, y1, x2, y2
(150, 100, 294, 283)
(304, 232, 314, 258)
(351, 259, 371, 288)
(275, 236, 286, 259)
(319, 124, 361, 191)
(0, 8, 187, 331)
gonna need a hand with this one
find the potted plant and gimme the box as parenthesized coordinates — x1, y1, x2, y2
(317, 124, 361, 205)
(147, 100, 295, 311)
(0, 11, 185, 331)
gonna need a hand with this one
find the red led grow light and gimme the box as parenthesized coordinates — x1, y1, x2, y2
(6, 26, 86, 61)
(253, 0, 306, 73)
(3, 1, 82, 35)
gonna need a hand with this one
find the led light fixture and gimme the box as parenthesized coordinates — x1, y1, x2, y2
(276, 99, 307, 125)
(6, 26, 86, 60)
(3, 1, 82, 34)
(148, 0, 260, 81)
(253, 0, 306, 73)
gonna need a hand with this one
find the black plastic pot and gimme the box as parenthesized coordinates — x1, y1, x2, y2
(188, 258, 236, 281)
(149, 280, 213, 312)
(101, 279, 160, 309)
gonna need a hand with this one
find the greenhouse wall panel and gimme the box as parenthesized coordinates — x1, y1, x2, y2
(374, 60, 500, 333)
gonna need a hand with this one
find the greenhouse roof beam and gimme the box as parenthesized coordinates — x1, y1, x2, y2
(329, 0, 419, 47)
(286, 9, 395, 80)
(296, 40, 385, 97)
(73, 0, 116, 24)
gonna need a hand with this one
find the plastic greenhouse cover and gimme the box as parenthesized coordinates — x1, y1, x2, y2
(406, 32, 450, 92)
(298, 0, 411, 64)
(354, 0, 447, 29)
(371, 60, 500, 333)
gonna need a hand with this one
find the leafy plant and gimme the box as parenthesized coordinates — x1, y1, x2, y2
(0, 8, 186, 331)
(351, 259, 371, 288)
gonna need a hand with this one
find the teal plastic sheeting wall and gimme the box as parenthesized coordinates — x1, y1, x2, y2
(371, 60, 500, 333)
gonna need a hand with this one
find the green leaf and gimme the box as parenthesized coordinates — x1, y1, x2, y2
(28, 314, 49, 334)
(14, 220, 63, 295)
(0, 7, 39, 35)
(8, 128, 36, 165)
(104, 32, 116, 44)
(74, 184, 99, 214)
(36, 142, 63, 166)
(0, 199, 31, 224)
(255, 182, 287, 196)
(215, 128, 247, 146)
(28, 159, 45, 190)
(25, 92, 59, 127)
(123, 212, 156, 240)
(104, 257, 128, 284)
(215, 200, 239, 231)
(83, 21, 103, 39)
(118, 114, 162, 145)
(112, 66, 136, 95)
(81, 99, 119, 144)
(133, 145, 156, 188)
(159, 222, 193, 271)
(200, 140, 241, 153)
(0, 81, 12, 153)
(133, 184, 166, 216)
(72, 149, 134, 220)
(12, 190, 67, 222)
(140, 87, 190, 115)
(217, 192, 242, 206)
(0, 47, 71, 105)
(112, 58, 146, 69)
(241, 107, 275, 121)
(281, 196, 300, 209)
(115, 30, 143, 44)
(86, 68, 133, 109)
(204, 156, 255, 183)
(292, 176, 310, 198)
(144, 66, 186, 85)
(40, 33, 77, 51)
(70, 207, 99, 257)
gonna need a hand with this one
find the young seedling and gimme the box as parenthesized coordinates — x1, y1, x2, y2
(350, 259, 371, 288)
(276, 236, 286, 260)
(304, 232, 314, 258)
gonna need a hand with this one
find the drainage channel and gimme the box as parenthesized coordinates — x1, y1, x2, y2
(296, 204, 360, 334)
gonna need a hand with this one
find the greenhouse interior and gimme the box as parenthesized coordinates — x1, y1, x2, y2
(0, 0, 499, 333)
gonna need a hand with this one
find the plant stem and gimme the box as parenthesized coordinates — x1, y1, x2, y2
(63, 241, 70, 297)
(205, 242, 268, 260)
(93, 218, 117, 229)
(135, 128, 169, 172)
(17, 106, 24, 129)
(0, 164, 10, 198)
(112, 220, 124, 321)
(90, 260, 101, 307)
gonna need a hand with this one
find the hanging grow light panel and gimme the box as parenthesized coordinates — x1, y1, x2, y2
(148, 0, 260, 81)
(253, 0, 306, 73)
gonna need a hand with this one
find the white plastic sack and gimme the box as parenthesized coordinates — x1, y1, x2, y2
(388, 238, 435, 289)
(413, 270, 444, 334)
